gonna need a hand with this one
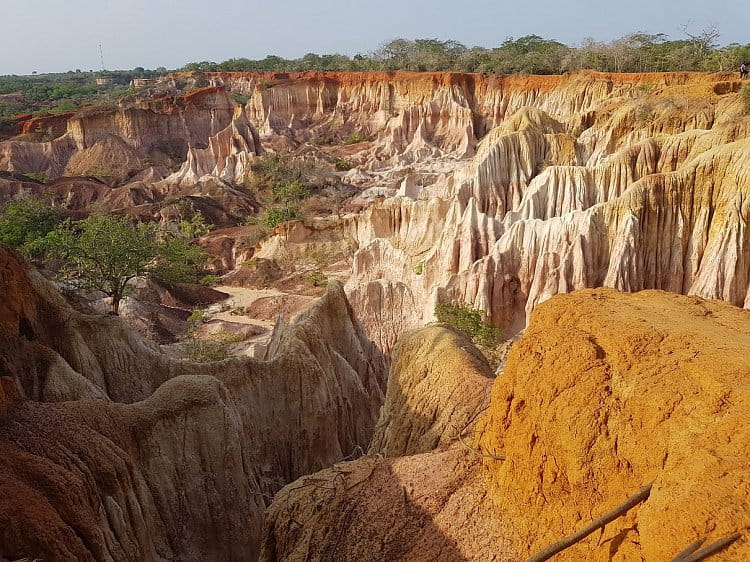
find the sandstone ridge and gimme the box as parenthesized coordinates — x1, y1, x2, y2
(261, 289, 750, 561)
(0, 246, 387, 561)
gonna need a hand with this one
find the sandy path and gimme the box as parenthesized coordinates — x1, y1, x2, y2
(212, 285, 284, 328)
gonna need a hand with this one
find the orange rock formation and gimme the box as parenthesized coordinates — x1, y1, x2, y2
(261, 289, 750, 561)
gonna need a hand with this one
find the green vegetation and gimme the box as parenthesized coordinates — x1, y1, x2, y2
(179, 211, 214, 239)
(306, 270, 328, 287)
(258, 206, 302, 228)
(251, 153, 307, 188)
(272, 179, 310, 211)
(413, 261, 424, 276)
(180, 308, 244, 362)
(0, 68, 166, 133)
(182, 28, 750, 75)
(258, 178, 311, 227)
(199, 274, 221, 287)
(434, 302, 502, 348)
(334, 158, 353, 171)
(343, 131, 366, 145)
(229, 92, 251, 105)
(187, 308, 209, 325)
(44, 215, 206, 315)
(23, 172, 50, 184)
(248, 154, 319, 228)
(181, 334, 229, 362)
(0, 199, 61, 258)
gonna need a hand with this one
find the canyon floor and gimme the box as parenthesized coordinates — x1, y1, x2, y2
(1, 70, 749, 560)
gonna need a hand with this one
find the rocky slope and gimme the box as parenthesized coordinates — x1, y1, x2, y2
(261, 289, 750, 561)
(2, 71, 749, 560)
(237, 71, 750, 347)
(0, 106, 262, 227)
(368, 324, 494, 458)
(0, 246, 387, 561)
(0, 87, 235, 179)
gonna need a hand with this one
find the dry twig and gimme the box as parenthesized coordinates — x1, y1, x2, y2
(671, 533, 741, 562)
(526, 482, 654, 562)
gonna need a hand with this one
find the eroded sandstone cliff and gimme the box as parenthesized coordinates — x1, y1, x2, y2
(234, 71, 750, 347)
(261, 289, 750, 561)
(0, 246, 387, 561)
(0, 87, 235, 179)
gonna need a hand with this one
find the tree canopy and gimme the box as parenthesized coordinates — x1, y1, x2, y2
(179, 27, 750, 76)
(44, 215, 206, 314)
(0, 198, 61, 258)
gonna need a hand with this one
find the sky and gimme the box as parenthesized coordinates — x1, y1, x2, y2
(0, 0, 746, 75)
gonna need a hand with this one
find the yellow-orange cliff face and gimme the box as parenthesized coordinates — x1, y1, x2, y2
(478, 288, 750, 560)
(204, 70, 742, 169)
(260, 289, 750, 561)
(3, 70, 750, 347)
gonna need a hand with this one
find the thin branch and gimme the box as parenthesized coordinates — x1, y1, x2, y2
(671, 538, 706, 561)
(672, 533, 741, 562)
(526, 482, 654, 562)
(450, 421, 505, 461)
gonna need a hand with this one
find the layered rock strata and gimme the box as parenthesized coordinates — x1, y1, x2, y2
(0, 247, 387, 561)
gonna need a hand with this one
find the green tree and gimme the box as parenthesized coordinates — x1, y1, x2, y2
(179, 211, 214, 239)
(44, 215, 206, 314)
(434, 302, 502, 348)
(0, 198, 61, 258)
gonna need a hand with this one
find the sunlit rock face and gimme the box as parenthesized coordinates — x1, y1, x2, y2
(2, 70, 749, 351)
(0, 87, 235, 178)
(261, 289, 750, 562)
(237, 71, 749, 348)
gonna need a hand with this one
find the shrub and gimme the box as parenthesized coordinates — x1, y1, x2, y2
(334, 158, 353, 171)
(413, 261, 424, 275)
(23, 172, 50, 184)
(306, 270, 328, 287)
(179, 211, 214, 239)
(260, 205, 302, 228)
(343, 131, 366, 145)
(182, 337, 229, 362)
(187, 308, 209, 325)
(230, 92, 251, 105)
(272, 179, 310, 205)
(434, 302, 502, 348)
(199, 274, 220, 287)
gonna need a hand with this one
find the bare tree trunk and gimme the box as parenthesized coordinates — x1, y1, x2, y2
(110, 292, 121, 315)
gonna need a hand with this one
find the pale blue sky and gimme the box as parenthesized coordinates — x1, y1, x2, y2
(1, 0, 746, 75)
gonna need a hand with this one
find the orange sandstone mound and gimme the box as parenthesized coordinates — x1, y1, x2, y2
(261, 289, 749, 561)
(478, 288, 750, 560)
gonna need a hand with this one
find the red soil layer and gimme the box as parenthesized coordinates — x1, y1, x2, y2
(173, 69, 739, 93)
(21, 112, 77, 135)
(183, 86, 226, 104)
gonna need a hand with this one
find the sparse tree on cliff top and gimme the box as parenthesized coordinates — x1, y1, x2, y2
(44, 215, 206, 315)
